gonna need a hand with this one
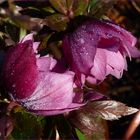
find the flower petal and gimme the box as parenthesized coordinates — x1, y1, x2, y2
(90, 48, 107, 81)
(86, 76, 97, 85)
(20, 33, 34, 43)
(62, 19, 138, 85)
(21, 71, 75, 110)
(84, 91, 105, 101)
(105, 50, 125, 78)
(127, 45, 140, 58)
(33, 42, 40, 53)
(37, 56, 57, 72)
(2, 41, 38, 99)
(62, 29, 97, 75)
(104, 20, 137, 47)
(30, 102, 83, 116)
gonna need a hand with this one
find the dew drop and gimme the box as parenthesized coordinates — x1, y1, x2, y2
(106, 33, 112, 38)
(11, 72, 13, 75)
(12, 84, 16, 88)
(80, 38, 85, 44)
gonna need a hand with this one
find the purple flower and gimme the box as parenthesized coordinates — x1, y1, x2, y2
(2, 34, 90, 116)
(62, 19, 140, 84)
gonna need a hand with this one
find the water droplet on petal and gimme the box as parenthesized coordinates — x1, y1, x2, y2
(80, 38, 85, 44)
(12, 84, 16, 88)
(106, 33, 112, 38)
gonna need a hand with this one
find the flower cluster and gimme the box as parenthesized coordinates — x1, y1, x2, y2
(2, 19, 140, 116)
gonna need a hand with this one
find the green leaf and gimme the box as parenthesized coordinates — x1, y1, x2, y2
(88, 0, 99, 11)
(76, 129, 87, 140)
(4, 21, 19, 42)
(88, 0, 117, 17)
(56, 115, 78, 139)
(38, 33, 53, 51)
(44, 14, 69, 31)
(48, 42, 62, 59)
(43, 6, 56, 14)
(19, 28, 27, 41)
(42, 116, 56, 139)
(0, 31, 7, 39)
(11, 109, 43, 139)
(66, 0, 74, 10)
(10, 14, 42, 31)
(72, 0, 89, 16)
(49, 0, 67, 14)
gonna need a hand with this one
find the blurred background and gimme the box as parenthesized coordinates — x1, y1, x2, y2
(0, 0, 140, 139)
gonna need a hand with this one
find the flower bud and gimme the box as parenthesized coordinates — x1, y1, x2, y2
(62, 19, 140, 84)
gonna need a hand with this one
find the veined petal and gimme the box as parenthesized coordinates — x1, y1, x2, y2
(26, 90, 104, 116)
(106, 50, 125, 71)
(21, 71, 75, 110)
(105, 50, 125, 78)
(90, 48, 107, 81)
(106, 65, 123, 79)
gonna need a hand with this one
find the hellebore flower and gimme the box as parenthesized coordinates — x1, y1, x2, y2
(2, 34, 93, 116)
(62, 19, 140, 84)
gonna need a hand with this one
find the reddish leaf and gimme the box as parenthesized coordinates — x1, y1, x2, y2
(91, 100, 138, 120)
(0, 115, 13, 139)
(68, 100, 138, 139)
(69, 109, 108, 139)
